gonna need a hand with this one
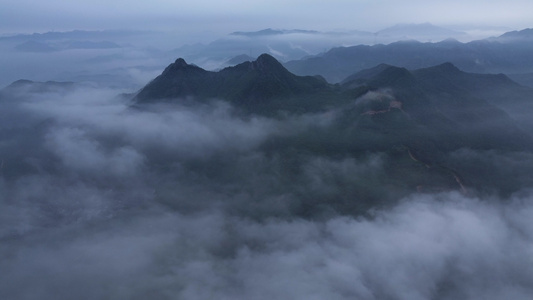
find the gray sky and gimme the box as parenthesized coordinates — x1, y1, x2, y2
(1, 0, 532, 35)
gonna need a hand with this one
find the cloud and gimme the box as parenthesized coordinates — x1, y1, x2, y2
(20, 88, 276, 155)
(2, 82, 533, 299)
(2, 192, 533, 299)
(45, 126, 144, 176)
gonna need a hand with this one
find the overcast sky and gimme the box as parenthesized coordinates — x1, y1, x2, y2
(1, 0, 532, 35)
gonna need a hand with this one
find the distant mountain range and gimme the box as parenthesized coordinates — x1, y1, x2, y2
(230, 24, 467, 42)
(497, 28, 533, 40)
(0, 29, 142, 41)
(0, 79, 76, 96)
(375, 23, 467, 40)
(1, 25, 519, 89)
(14, 40, 121, 52)
(1, 30, 129, 52)
(285, 28, 533, 83)
(169, 23, 472, 68)
(230, 28, 321, 37)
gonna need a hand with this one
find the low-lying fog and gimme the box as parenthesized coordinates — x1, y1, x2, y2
(1, 83, 533, 299)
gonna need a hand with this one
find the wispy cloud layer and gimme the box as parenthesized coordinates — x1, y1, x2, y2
(1, 84, 533, 299)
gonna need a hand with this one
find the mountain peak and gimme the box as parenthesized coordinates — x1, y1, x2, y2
(174, 58, 188, 67)
(499, 28, 533, 40)
(251, 53, 286, 72)
(9, 79, 34, 87)
(434, 62, 461, 73)
(161, 58, 204, 76)
(134, 53, 336, 114)
(413, 62, 463, 78)
(256, 53, 277, 62)
(231, 28, 284, 37)
(341, 63, 395, 85)
(340, 64, 414, 89)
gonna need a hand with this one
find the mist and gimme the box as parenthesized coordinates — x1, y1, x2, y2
(1, 76, 533, 300)
(0, 21, 508, 90)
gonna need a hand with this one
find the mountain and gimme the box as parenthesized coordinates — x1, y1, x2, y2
(496, 28, 533, 42)
(340, 63, 396, 86)
(284, 28, 533, 83)
(135, 54, 533, 154)
(0, 79, 76, 97)
(508, 72, 533, 88)
(340, 63, 533, 152)
(0, 30, 144, 45)
(230, 28, 320, 37)
(231, 28, 286, 37)
(335, 63, 533, 195)
(376, 23, 467, 41)
(412, 63, 533, 131)
(3, 56, 530, 208)
(14, 40, 57, 52)
(134, 54, 342, 114)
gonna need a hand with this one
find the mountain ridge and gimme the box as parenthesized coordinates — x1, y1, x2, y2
(133, 54, 533, 154)
(284, 28, 533, 83)
(134, 53, 341, 114)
